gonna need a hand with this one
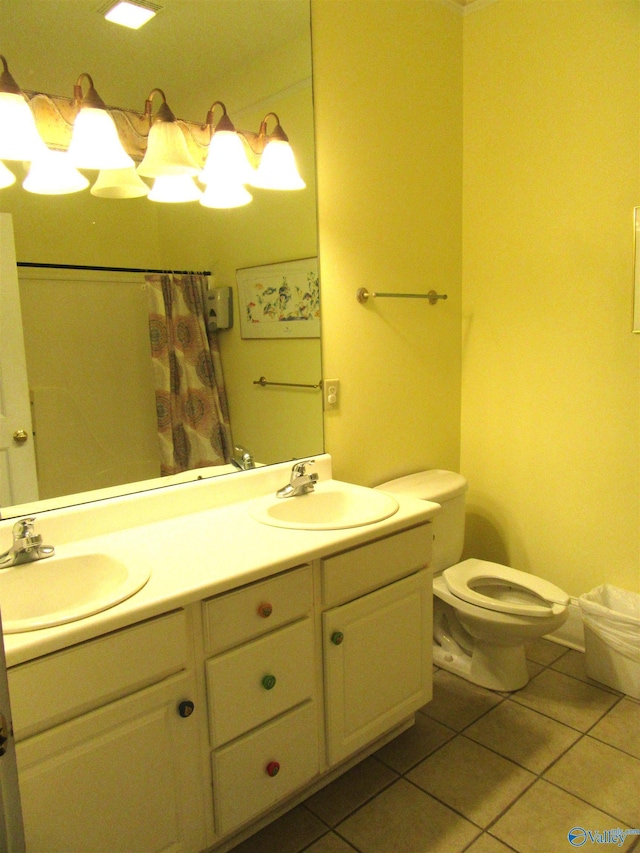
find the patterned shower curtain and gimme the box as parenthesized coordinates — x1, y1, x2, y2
(146, 273, 232, 475)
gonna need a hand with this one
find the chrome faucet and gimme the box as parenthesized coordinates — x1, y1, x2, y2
(276, 459, 319, 498)
(0, 517, 54, 568)
(231, 444, 256, 471)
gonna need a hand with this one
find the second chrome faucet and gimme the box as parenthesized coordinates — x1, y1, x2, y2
(276, 460, 319, 498)
(0, 517, 55, 568)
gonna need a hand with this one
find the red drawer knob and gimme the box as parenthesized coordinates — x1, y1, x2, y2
(266, 761, 280, 777)
(258, 603, 273, 618)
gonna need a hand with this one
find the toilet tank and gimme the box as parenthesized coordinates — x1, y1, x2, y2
(376, 470, 468, 572)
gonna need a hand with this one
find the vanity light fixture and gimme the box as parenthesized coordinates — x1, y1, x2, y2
(147, 174, 202, 203)
(0, 55, 44, 161)
(200, 102, 254, 186)
(199, 101, 253, 208)
(0, 160, 16, 189)
(103, 0, 159, 30)
(0, 54, 306, 203)
(23, 142, 89, 195)
(67, 73, 134, 171)
(90, 166, 150, 198)
(249, 113, 305, 191)
(137, 88, 200, 178)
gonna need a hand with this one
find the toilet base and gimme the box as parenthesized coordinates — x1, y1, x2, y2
(433, 639, 530, 692)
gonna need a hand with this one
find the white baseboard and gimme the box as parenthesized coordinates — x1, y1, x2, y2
(545, 598, 584, 652)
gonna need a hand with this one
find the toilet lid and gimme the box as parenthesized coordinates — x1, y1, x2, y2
(443, 559, 570, 618)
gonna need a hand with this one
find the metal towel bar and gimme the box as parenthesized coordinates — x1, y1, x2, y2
(253, 376, 321, 389)
(356, 288, 447, 305)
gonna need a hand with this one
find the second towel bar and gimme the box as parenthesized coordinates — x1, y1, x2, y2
(253, 376, 321, 389)
(356, 288, 447, 305)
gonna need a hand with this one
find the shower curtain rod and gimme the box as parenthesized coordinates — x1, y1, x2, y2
(16, 262, 212, 276)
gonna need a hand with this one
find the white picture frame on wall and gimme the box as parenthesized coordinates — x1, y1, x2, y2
(237, 257, 320, 339)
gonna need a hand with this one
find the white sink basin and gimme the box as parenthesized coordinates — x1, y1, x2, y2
(0, 553, 150, 633)
(250, 482, 399, 530)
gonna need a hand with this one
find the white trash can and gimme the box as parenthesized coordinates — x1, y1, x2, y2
(579, 584, 640, 699)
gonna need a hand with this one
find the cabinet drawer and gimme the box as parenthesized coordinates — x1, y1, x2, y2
(212, 700, 319, 836)
(202, 564, 312, 654)
(206, 617, 314, 746)
(321, 524, 432, 607)
(9, 610, 188, 739)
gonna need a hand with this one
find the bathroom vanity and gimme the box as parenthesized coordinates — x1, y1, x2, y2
(1, 457, 438, 853)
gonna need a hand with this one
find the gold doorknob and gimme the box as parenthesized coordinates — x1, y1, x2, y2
(13, 430, 28, 444)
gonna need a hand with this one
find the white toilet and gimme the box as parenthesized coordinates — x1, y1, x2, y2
(377, 470, 570, 691)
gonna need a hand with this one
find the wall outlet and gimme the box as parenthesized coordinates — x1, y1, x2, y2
(323, 379, 340, 411)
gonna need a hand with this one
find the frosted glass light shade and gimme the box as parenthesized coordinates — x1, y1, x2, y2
(23, 145, 89, 194)
(138, 120, 199, 178)
(0, 160, 16, 188)
(91, 167, 149, 198)
(251, 139, 305, 190)
(200, 179, 252, 209)
(200, 130, 254, 186)
(68, 107, 134, 170)
(147, 174, 201, 202)
(0, 91, 43, 161)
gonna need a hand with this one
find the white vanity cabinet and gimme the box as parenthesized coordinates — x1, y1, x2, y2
(4, 511, 435, 853)
(8, 610, 206, 853)
(201, 565, 320, 838)
(320, 524, 433, 766)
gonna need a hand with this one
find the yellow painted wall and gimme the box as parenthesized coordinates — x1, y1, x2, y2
(461, 1, 640, 595)
(313, 0, 639, 597)
(311, 0, 463, 487)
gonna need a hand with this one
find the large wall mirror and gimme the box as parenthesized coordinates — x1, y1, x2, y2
(0, 0, 321, 519)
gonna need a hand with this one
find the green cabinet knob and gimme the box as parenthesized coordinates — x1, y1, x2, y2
(331, 631, 344, 646)
(262, 674, 277, 690)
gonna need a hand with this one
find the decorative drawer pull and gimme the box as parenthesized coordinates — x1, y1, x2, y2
(266, 761, 280, 777)
(331, 631, 344, 646)
(258, 603, 273, 619)
(177, 700, 195, 718)
(262, 674, 277, 691)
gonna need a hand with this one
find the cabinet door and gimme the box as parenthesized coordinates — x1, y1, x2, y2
(324, 569, 432, 766)
(16, 672, 206, 853)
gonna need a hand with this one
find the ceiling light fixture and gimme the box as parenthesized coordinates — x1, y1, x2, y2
(103, 0, 159, 30)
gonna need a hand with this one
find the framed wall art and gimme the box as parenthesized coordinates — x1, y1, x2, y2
(237, 257, 320, 339)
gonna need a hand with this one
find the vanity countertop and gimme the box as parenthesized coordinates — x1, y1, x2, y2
(2, 456, 440, 668)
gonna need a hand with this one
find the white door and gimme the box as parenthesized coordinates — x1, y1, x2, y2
(0, 214, 38, 509)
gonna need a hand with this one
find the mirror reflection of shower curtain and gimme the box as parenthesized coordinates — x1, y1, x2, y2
(146, 274, 232, 475)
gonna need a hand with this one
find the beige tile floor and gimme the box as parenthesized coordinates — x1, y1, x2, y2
(229, 639, 640, 853)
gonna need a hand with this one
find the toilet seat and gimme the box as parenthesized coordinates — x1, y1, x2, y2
(443, 558, 569, 618)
